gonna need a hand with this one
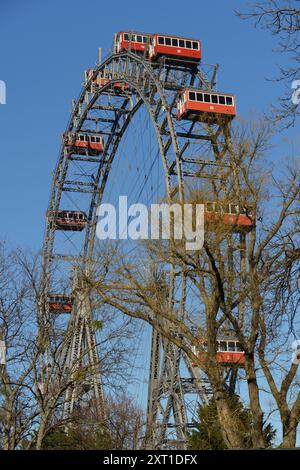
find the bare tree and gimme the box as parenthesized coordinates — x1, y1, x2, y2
(105, 394, 144, 449)
(0, 244, 139, 450)
(85, 120, 300, 448)
(40, 394, 144, 450)
(0, 244, 39, 449)
(237, 0, 300, 126)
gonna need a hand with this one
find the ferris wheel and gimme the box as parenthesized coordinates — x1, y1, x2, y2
(41, 30, 248, 449)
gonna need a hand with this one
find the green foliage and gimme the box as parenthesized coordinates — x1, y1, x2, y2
(188, 395, 276, 450)
(42, 425, 112, 450)
(91, 320, 104, 331)
(73, 368, 86, 383)
(40, 395, 143, 450)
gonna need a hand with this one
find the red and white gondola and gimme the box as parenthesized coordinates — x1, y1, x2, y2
(114, 31, 151, 54)
(47, 210, 87, 232)
(63, 132, 104, 155)
(177, 88, 236, 122)
(204, 201, 254, 232)
(149, 34, 201, 63)
(86, 68, 130, 93)
(48, 294, 73, 314)
(193, 337, 245, 367)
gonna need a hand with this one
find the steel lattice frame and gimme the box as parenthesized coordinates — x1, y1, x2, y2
(42, 48, 238, 449)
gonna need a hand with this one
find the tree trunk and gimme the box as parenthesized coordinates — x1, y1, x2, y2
(3, 427, 10, 450)
(281, 417, 297, 449)
(3, 402, 13, 450)
(214, 390, 246, 449)
(244, 354, 266, 448)
(36, 412, 48, 450)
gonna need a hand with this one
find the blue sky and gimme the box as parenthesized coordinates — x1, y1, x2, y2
(0, 0, 299, 250)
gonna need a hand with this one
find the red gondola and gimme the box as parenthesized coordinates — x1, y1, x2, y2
(64, 132, 104, 155)
(149, 34, 201, 63)
(193, 337, 245, 367)
(47, 210, 87, 232)
(86, 69, 130, 93)
(177, 88, 236, 122)
(48, 294, 73, 314)
(114, 31, 151, 54)
(204, 202, 254, 232)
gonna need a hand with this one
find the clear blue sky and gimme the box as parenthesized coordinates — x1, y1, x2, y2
(0, 0, 298, 249)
